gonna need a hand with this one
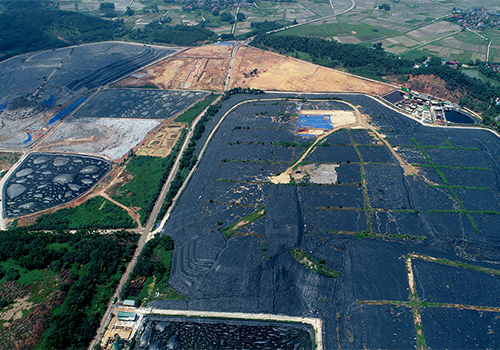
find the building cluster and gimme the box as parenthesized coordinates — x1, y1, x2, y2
(452, 7, 500, 30)
(392, 89, 455, 124)
(181, 0, 253, 12)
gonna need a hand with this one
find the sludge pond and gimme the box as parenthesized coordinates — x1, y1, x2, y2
(134, 316, 313, 350)
(2, 152, 111, 218)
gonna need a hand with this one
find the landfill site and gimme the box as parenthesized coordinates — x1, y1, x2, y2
(2, 40, 500, 350)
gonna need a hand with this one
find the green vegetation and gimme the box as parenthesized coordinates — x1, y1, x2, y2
(114, 144, 181, 225)
(0, 4, 124, 60)
(251, 34, 500, 129)
(291, 249, 340, 278)
(27, 196, 136, 231)
(429, 185, 490, 191)
(411, 138, 480, 233)
(0, 2, 217, 61)
(222, 206, 266, 239)
(275, 141, 313, 148)
(121, 235, 186, 304)
(175, 93, 219, 125)
(410, 253, 500, 277)
(129, 22, 216, 46)
(349, 130, 373, 234)
(0, 229, 138, 349)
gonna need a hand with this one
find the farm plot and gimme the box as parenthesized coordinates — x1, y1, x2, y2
(74, 89, 208, 120)
(2, 152, 111, 219)
(158, 93, 500, 349)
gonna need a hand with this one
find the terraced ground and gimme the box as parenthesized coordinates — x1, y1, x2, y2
(152, 93, 500, 349)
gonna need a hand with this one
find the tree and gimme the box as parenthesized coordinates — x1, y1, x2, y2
(237, 12, 246, 21)
(99, 2, 115, 10)
(125, 7, 134, 16)
(220, 12, 232, 22)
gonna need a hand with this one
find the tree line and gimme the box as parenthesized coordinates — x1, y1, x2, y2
(251, 35, 500, 128)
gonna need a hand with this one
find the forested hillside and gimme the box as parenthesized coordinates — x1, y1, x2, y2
(0, 229, 138, 349)
(0, 2, 214, 60)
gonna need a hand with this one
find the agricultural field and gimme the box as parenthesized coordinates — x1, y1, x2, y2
(154, 93, 500, 349)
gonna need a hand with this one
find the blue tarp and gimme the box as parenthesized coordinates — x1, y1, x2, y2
(42, 95, 56, 107)
(22, 133, 32, 144)
(47, 97, 85, 125)
(297, 114, 333, 130)
(0, 102, 7, 112)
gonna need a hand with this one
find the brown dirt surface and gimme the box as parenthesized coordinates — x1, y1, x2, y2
(0, 271, 69, 350)
(135, 122, 185, 157)
(401, 74, 462, 103)
(117, 45, 232, 92)
(230, 46, 393, 95)
(0, 153, 21, 173)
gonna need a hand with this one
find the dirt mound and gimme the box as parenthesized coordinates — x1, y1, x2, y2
(402, 74, 463, 103)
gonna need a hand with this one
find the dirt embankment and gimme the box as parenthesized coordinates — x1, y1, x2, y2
(400, 74, 463, 104)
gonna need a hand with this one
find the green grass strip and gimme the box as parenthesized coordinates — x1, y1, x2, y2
(175, 94, 219, 125)
(393, 144, 479, 151)
(411, 138, 480, 234)
(349, 130, 372, 234)
(413, 164, 489, 170)
(410, 253, 500, 276)
(429, 185, 490, 191)
(291, 249, 340, 278)
(222, 206, 266, 239)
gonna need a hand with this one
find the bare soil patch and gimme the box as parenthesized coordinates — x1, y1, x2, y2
(230, 46, 392, 95)
(136, 122, 184, 157)
(117, 45, 232, 92)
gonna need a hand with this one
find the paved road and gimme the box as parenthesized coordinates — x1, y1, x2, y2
(88, 96, 222, 349)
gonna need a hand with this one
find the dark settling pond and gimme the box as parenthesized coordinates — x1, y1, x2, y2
(445, 110, 475, 124)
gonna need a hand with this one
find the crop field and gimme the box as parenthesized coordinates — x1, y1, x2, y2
(2, 152, 112, 219)
(154, 92, 500, 349)
(74, 89, 208, 120)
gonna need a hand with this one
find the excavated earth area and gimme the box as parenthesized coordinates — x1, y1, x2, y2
(230, 46, 393, 95)
(117, 44, 233, 92)
(153, 93, 500, 349)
